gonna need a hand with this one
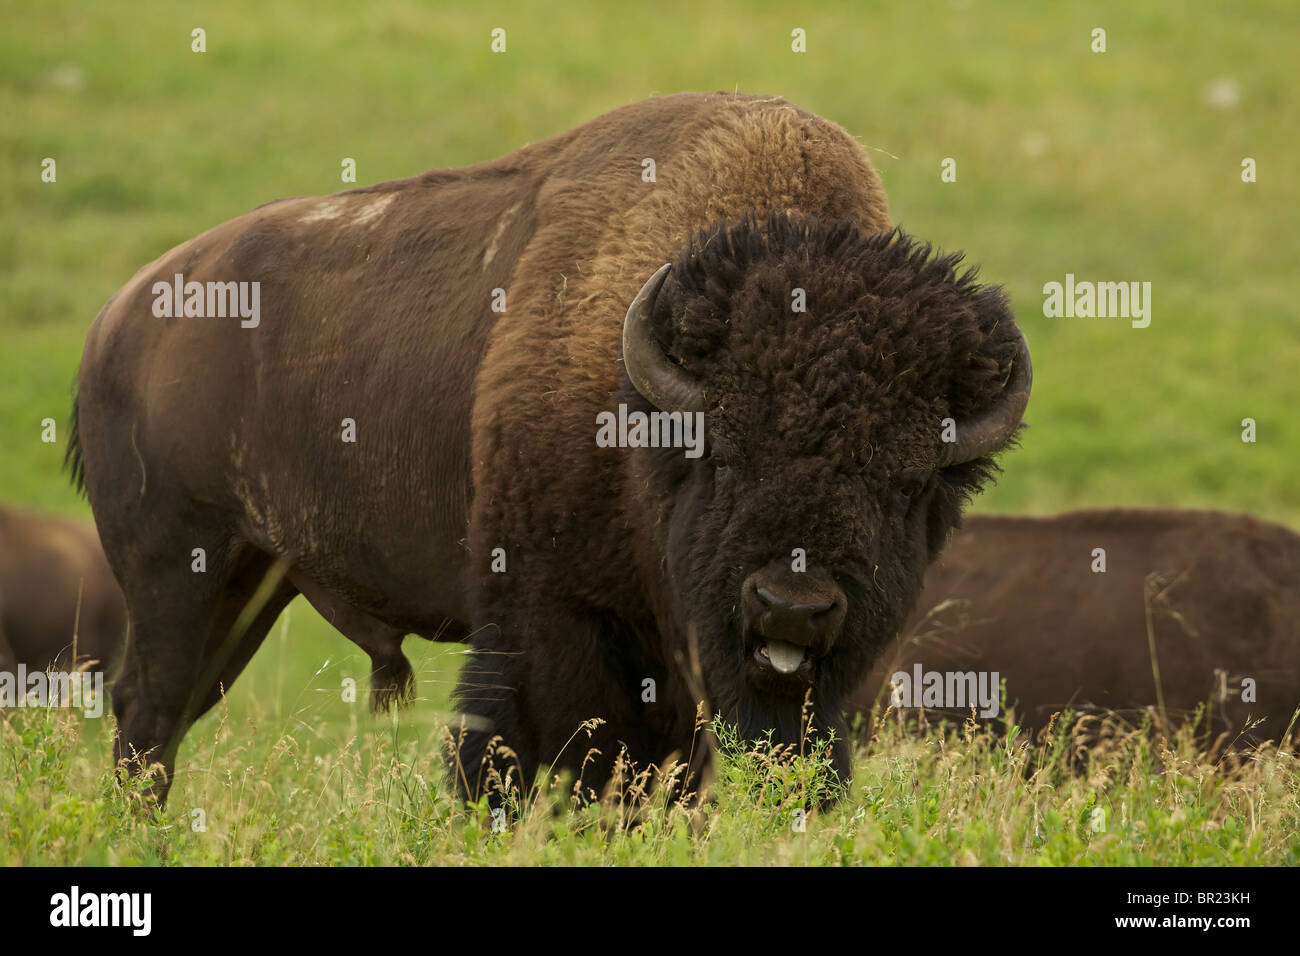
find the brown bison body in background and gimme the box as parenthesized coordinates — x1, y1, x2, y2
(0, 504, 125, 676)
(852, 509, 1300, 744)
(70, 92, 1030, 802)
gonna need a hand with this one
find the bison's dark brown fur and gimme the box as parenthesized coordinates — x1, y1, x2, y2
(851, 509, 1300, 745)
(0, 504, 125, 676)
(70, 92, 1028, 802)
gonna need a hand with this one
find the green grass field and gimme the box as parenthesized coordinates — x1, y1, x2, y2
(1, 0, 1297, 865)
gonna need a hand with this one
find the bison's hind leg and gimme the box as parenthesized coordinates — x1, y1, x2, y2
(369, 649, 415, 713)
(111, 544, 296, 805)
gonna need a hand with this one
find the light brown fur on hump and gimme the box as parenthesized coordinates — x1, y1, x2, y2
(495, 94, 891, 425)
(588, 96, 890, 328)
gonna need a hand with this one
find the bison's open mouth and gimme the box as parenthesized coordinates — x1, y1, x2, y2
(737, 567, 845, 694)
(757, 639, 807, 674)
(748, 638, 816, 690)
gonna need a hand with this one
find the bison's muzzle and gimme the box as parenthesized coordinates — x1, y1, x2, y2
(741, 565, 846, 689)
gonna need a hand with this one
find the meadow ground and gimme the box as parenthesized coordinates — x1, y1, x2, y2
(1, 0, 1296, 864)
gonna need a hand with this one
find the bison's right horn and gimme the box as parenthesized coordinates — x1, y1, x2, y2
(622, 264, 711, 413)
(938, 332, 1033, 467)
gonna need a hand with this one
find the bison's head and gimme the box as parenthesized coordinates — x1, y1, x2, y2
(618, 211, 1030, 779)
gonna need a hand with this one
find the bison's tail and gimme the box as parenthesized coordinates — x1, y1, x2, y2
(370, 651, 416, 714)
(64, 381, 87, 495)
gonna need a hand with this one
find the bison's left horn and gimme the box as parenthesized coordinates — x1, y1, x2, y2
(939, 332, 1033, 467)
(622, 264, 711, 413)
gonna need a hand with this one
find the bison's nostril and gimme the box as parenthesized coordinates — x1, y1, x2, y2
(755, 587, 833, 618)
(748, 582, 844, 651)
(809, 604, 836, 624)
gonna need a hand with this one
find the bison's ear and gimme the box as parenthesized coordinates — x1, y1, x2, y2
(622, 264, 711, 413)
(938, 330, 1032, 467)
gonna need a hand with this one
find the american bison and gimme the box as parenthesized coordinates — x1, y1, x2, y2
(852, 509, 1300, 744)
(68, 92, 1030, 802)
(0, 504, 125, 676)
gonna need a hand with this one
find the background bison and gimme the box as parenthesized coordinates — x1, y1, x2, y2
(852, 509, 1300, 745)
(0, 504, 125, 677)
(69, 92, 1029, 801)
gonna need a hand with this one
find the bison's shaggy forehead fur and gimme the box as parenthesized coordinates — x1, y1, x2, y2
(663, 211, 1020, 463)
(629, 210, 1023, 760)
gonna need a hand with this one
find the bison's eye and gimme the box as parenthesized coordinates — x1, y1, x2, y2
(889, 477, 927, 514)
(709, 435, 737, 475)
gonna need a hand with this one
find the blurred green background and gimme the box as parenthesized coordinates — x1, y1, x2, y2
(2, 0, 1296, 726)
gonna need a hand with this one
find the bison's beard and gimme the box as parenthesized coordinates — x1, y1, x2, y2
(707, 653, 853, 784)
(734, 691, 817, 748)
(686, 611, 869, 789)
(733, 686, 846, 747)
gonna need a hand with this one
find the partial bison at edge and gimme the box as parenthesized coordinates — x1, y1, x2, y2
(68, 92, 1030, 802)
(852, 509, 1300, 744)
(0, 504, 125, 676)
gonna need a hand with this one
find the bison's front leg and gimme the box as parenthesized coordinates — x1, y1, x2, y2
(449, 605, 659, 807)
(446, 630, 538, 806)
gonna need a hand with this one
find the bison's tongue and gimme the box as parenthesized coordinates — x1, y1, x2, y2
(765, 640, 807, 674)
